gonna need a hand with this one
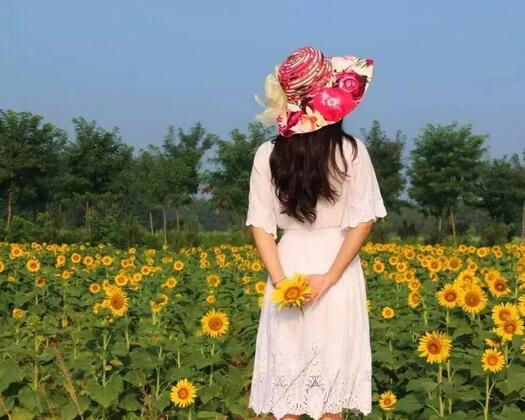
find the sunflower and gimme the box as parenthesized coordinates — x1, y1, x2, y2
(446, 256, 462, 272)
(70, 253, 81, 264)
(487, 276, 511, 297)
(382, 306, 395, 319)
(250, 261, 263, 272)
(481, 348, 505, 373)
(417, 330, 452, 364)
(206, 295, 216, 304)
(89, 283, 102, 294)
(270, 272, 312, 311)
(372, 260, 385, 274)
(101, 255, 113, 266)
(169, 378, 197, 407)
(454, 270, 481, 291)
(458, 285, 488, 315)
(518, 295, 525, 317)
(436, 283, 460, 309)
(56, 255, 66, 267)
(201, 309, 230, 338)
(26, 258, 41, 273)
(173, 260, 185, 271)
(484, 337, 502, 348)
(163, 277, 178, 288)
(159, 293, 168, 305)
(407, 279, 421, 292)
(254, 281, 267, 294)
(378, 390, 397, 411)
(476, 247, 490, 258)
(12, 308, 26, 318)
(408, 291, 421, 309)
(0, 260, 5, 273)
(495, 318, 524, 341)
(151, 302, 163, 314)
(114, 273, 129, 287)
(206, 274, 221, 288)
(35, 277, 46, 288)
(83, 255, 94, 267)
(427, 258, 442, 274)
(103, 285, 129, 317)
(491, 302, 520, 325)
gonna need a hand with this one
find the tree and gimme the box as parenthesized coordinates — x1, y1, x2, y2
(360, 120, 407, 215)
(475, 153, 525, 239)
(0, 109, 67, 230)
(139, 122, 216, 244)
(204, 122, 275, 233)
(407, 121, 488, 239)
(64, 117, 133, 236)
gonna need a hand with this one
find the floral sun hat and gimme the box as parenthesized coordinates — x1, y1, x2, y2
(254, 45, 374, 137)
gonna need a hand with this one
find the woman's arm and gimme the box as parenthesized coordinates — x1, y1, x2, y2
(249, 226, 286, 285)
(325, 221, 373, 286)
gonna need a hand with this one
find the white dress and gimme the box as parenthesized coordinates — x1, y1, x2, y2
(245, 136, 388, 419)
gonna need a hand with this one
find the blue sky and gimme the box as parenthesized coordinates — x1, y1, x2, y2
(2, 0, 524, 159)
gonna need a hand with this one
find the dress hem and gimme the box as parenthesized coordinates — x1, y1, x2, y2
(248, 403, 372, 418)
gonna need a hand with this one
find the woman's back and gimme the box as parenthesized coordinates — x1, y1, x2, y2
(246, 135, 386, 237)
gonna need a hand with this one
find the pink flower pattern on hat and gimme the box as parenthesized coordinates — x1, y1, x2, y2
(255, 46, 374, 137)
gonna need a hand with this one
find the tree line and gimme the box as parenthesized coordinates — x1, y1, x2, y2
(0, 109, 524, 247)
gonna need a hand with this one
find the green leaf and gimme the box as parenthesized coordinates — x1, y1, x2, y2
(60, 396, 90, 420)
(0, 359, 24, 392)
(155, 390, 171, 411)
(11, 407, 34, 420)
(502, 373, 525, 393)
(406, 378, 438, 393)
(120, 392, 142, 411)
(196, 411, 224, 419)
(199, 383, 221, 404)
(130, 348, 158, 370)
(18, 387, 44, 414)
(85, 375, 123, 408)
(395, 393, 424, 414)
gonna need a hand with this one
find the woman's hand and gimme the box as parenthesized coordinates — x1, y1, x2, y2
(303, 273, 335, 307)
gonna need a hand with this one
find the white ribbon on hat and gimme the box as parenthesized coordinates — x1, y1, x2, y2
(254, 65, 288, 126)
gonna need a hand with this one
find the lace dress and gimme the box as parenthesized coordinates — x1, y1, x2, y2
(245, 136, 387, 419)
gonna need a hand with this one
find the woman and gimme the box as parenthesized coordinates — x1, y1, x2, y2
(246, 46, 387, 419)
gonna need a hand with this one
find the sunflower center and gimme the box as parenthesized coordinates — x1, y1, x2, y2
(209, 318, 223, 331)
(495, 281, 505, 291)
(504, 323, 515, 333)
(445, 292, 456, 301)
(465, 292, 479, 306)
(487, 355, 498, 365)
(178, 388, 188, 399)
(428, 341, 441, 354)
(111, 295, 124, 310)
(500, 311, 510, 321)
(284, 287, 300, 300)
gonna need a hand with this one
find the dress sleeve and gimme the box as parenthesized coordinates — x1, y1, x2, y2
(245, 141, 278, 240)
(340, 138, 388, 230)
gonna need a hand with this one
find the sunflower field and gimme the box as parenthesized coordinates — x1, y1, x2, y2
(0, 241, 525, 420)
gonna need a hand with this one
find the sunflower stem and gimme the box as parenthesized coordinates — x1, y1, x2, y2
(209, 340, 215, 385)
(446, 358, 453, 414)
(124, 315, 130, 350)
(484, 374, 491, 420)
(437, 362, 444, 417)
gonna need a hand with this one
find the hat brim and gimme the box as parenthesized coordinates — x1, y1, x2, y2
(276, 55, 374, 137)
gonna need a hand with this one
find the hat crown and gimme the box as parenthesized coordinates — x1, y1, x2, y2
(277, 46, 332, 104)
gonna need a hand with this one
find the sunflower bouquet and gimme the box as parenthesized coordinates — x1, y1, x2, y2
(270, 272, 313, 316)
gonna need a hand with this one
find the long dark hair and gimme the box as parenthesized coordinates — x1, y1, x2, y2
(269, 120, 358, 224)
